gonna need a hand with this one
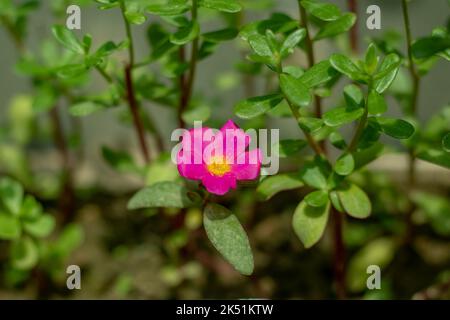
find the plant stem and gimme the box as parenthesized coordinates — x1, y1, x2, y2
(178, 47, 187, 128)
(332, 207, 346, 299)
(49, 106, 75, 223)
(124, 65, 151, 163)
(284, 94, 324, 156)
(120, 1, 151, 163)
(178, 0, 199, 128)
(299, 3, 322, 119)
(347, 0, 359, 54)
(348, 84, 371, 153)
(401, 0, 420, 242)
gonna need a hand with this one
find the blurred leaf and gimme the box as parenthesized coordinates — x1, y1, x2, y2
(147, 2, 190, 16)
(337, 183, 371, 219)
(234, 94, 283, 119)
(280, 28, 306, 57)
(305, 190, 329, 207)
(347, 238, 396, 292)
(0, 178, 23, 216)
(182, 104, 211, 124)
(330, 54, 366, 82)
(300, 0, 341, 21)
(202, 28, 238, 42)
(170, 20, 200, 45)
(353, 142, 384, 169)
(376, 117, 415, 139)
(364, 43, 378, 74)
(52, 25, 84, 54)
(298, 117, 324, 133)
(11, 237, 39, 270)
(23, 214, 55, 238)
(248, 34, 272, 57)
(273, 139, 307, 158)
(33, 84, 57, 113)
(203, 203, 253, 275)
(280, 73, 311, 107)
(256, 173, 304, 200)
(128, 182, 198, 209)
(335, 153, 355, 176)
(314, 13, 356, 40)
(199, 0, 242, 13)
(412, 191, 450, 236)
(367, 90, 387, 115)
(412, 36, 450, 59)
(299, 157, 330, 189)
(69, 101, 105, 117)
(102, 146, 140, 174)
(292, 200, 330, 248)
(55, 224, 84, 257)
(298, 60, 339, 88)
(374, 54, 401, 93)
(443, 133, 450, 152)
(323, 106, 364, 127)
(417, 149, 450, 169)
(0, 213, 21, 240)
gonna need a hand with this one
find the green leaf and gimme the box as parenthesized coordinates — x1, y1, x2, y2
(373, 54, 401, 93)
(343, 84, 364, 109)
(199, 0, 242, 13)
(300, 0, 341, 21)
(69, 101, 105, 117)
(298, 60, 339, 88)
(353, 142, 384, 169)
(367, 90, 387, 115)
(337, 183, 371, 219)
(23, 214, 55, 238)
(234, 94, 283, 119)
(412, 36, 450, 59)
(292, 200, 330, 248)
(280, 28, 306, 57)
(101, 146, 140, 174)
(203, 203, 253, 275)
(125, 11, 146, 25)
(19, 195, 43, 221)
(330, 53, 366, 82)
(0, 177, 23, 215)
(329, 190, 344, 212)
(299, 157, 330, 189)
(128, 182, 198, 209)
(314, 13, 356, 40)
(273, 139, 307, 158)
(0, 213, 21, 240)
(335, 153, 355, 176)
(364, 43, 378, 74)
(280, 73, 311, 107)
(411, 191, 450, 236)
(202, 28, 238, 42)
(305, 190, 329, 207)
(51, 25, 84, 54)
(147, 2, 190, 16)
(298, 117, 324, 133)
(443, 133, 450, 152)
(256, 173, 304, 200)
(376, 117, 415, 139)
(417, 149, 450, 169)
(347, 238, 396, 292)
(329, 131, 347, 150)
(323, 106, 364, 127)
(10, 237, 39, 270)
(170, 20, 200, 45)
(248, 34, 272, 57)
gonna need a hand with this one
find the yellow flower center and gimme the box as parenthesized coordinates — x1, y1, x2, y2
(206, 157, 231, 177)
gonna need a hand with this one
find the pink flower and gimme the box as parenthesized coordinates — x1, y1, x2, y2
(177, 120, 262, 195)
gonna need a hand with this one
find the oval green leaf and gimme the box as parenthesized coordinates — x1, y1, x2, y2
(292, 200, 330, 248)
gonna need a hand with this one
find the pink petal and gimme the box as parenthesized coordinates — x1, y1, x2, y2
(232, 149, 262, 180)
(177, 151, 207, 180)
(201, 172, 237, 195)
(180, 127, 214, 163)
(218, 119, 251, 160)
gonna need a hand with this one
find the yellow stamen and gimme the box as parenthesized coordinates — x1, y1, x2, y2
(206, 156, 231, 177)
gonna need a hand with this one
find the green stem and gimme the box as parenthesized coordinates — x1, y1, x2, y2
(347, 0, 359, 54)
(347, 85, 371, 153)
(120, 1, 135, 66)
(179, 0, 199, 128)
(299, 3, 322, 119)
(401, 0, 420, 243)
(119, 1, 151, 163)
